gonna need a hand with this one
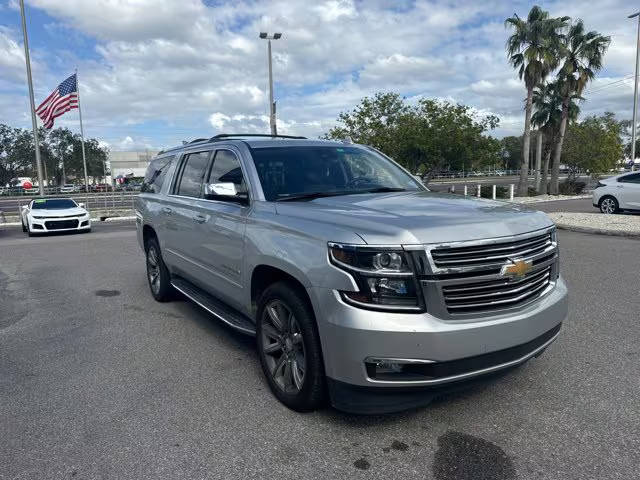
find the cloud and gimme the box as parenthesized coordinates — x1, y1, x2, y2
(0, 27, 27, 83)
(0, 0, 635, 149)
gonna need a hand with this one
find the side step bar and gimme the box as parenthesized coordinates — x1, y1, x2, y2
(171, 277, 256, 336)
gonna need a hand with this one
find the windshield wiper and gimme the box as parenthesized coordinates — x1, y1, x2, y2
(354, 187, 407, 193)
(275, 187, 408, 202)
(275, 191, 355, 202)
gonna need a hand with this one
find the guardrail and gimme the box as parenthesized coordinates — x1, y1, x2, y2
(0, 191, 139, 215)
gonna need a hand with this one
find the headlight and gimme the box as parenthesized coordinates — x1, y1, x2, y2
(328, 243, 424, 312)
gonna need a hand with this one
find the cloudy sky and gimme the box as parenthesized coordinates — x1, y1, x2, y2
(0, 0, 637, 151)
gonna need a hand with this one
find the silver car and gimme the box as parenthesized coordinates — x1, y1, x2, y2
(135, 134, 567, 414)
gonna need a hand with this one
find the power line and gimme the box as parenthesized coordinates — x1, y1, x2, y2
(587, 75, 635, 94)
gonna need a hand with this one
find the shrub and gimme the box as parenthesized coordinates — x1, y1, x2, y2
(527, 187, 538, 197)
(558, 180, 586, 195)
(479, 184, 509, 199)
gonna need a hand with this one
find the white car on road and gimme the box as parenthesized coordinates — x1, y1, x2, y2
(593, 172, 640, 214)
(21, 198, 91, 236)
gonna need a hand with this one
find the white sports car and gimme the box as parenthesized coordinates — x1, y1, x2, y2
(21, 198, 91, 236)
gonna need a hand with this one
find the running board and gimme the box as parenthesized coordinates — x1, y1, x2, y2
(171, 277, 256, 336)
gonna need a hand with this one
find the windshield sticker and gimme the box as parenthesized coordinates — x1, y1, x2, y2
(34, 199, 46, 203)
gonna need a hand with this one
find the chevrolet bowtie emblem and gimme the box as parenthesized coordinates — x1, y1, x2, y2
(501, 259, 533, 279)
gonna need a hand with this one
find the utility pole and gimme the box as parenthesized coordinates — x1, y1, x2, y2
(259, 32, 282, 135)
(19, 0, 45, 196)
(630, 11, 640, 171)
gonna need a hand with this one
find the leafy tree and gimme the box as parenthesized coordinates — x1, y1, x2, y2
(505, 6, 569, 196)
(324, 93, 500, 180)
(550, 20, 610, 193)
(501, 136, 523, 170)
(561, 112, 623, 177)
(0, 123, 109, 187)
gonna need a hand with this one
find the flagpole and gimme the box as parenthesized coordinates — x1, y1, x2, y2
(19, 0, 45, 197)
(75, 68, 90, 196)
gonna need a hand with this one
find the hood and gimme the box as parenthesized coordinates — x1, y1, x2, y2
(274, 191, 553, 244)
(31, 207, 87, 217)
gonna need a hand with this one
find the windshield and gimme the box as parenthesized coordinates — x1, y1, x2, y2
(250, 146, 423, 201)
(31, 199, 77, 209)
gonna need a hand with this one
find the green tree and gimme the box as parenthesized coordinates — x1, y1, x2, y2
(500, 136, 523, 170)
(531, 80, 580, 193)
(562, 112, 623, 177)
(550, 20, 610, 193)
(505, 6, 569, 196)
(324, 93, 500, 180)
(0, 123, 109, 187)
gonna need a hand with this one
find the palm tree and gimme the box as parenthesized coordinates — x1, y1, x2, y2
(532, 80, 580, 193)
(549, 20, 610, 194)
(505, 6, 568, 196)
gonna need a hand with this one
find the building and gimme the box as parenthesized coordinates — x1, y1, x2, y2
(108, 150, 158, 179)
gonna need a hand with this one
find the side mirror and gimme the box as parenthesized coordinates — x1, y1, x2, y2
(206, 182, 237, 196)
(204, 183, 248, 204)
(78, 203, 86, 208)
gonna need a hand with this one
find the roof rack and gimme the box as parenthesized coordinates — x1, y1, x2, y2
(208, 133, 307, 142)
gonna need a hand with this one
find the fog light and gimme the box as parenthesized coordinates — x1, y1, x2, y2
(365, 359, 404, 379)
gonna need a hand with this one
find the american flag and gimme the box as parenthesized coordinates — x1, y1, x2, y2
(36, 74, 78, 129)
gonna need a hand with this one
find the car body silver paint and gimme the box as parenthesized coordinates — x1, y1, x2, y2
(137, 138, 567, 389)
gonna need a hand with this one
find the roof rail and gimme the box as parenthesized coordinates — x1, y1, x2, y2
(208, 133, 307, 142)
(188, 138, 208, 144)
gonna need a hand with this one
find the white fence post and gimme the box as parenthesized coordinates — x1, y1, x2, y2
(509, 184, 514, 201)
(477, 184, 481, 198)
(492, 184, 496, 200)
(451, 185, 455, 193)
(464, 185, 468, 196)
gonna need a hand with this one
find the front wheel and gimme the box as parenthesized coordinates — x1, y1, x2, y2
(256, 282, 326, 412)
(599, 196, 619, 214)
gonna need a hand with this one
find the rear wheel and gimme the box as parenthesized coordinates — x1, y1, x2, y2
(599, 196, 619, 214)
(145, 237, 172, 301)
(256, 282, 326, 412)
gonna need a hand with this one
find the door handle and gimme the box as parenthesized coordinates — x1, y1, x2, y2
(617, 185, 623, 188)
(193, 214, 207, 224)
(162, 207, 173, 214)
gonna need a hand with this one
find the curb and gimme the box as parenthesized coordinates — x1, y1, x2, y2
(553, 223, 640, 239)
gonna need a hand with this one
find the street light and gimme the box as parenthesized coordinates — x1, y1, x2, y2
(629, 11, 640, 170)
(259, 32, 282, 135)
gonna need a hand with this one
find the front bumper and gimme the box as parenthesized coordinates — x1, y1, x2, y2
(30, 216, 91, 233)
(308, 277, 568, 412)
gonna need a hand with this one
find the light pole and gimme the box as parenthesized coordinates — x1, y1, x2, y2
(630, 11, 640, 171)
(259, 32, 282, 135)
(19, 0, 45, 196)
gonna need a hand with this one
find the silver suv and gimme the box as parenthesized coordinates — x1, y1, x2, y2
(135, 134, 568, 414)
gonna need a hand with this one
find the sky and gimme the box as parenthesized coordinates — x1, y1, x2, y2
(0, 0, 637, 151)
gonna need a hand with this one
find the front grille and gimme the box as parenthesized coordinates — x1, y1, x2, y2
(431, 231, 553, 270)
(422, 227, 559, 318)
(45, 219, 79, 230)
(442, 266, 551, 314)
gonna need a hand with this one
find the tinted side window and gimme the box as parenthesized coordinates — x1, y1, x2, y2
(141, 155, 174, 193)
(207, 150, 248, 196)
(176, 152, 211, 197)
(619, 173, 640, 184)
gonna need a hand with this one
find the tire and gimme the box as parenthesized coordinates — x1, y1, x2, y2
(599, 196, 619, 214)
(256, 281, 327, 412)
(145, 237, 172, 302)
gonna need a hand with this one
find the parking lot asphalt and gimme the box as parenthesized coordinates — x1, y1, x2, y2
(1, 222, 639, 480)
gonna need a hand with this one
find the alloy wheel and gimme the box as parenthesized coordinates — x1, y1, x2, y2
(260, 300, 306, 393)
(600, 198, 616, 214)
(147, 246, 161, 294)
